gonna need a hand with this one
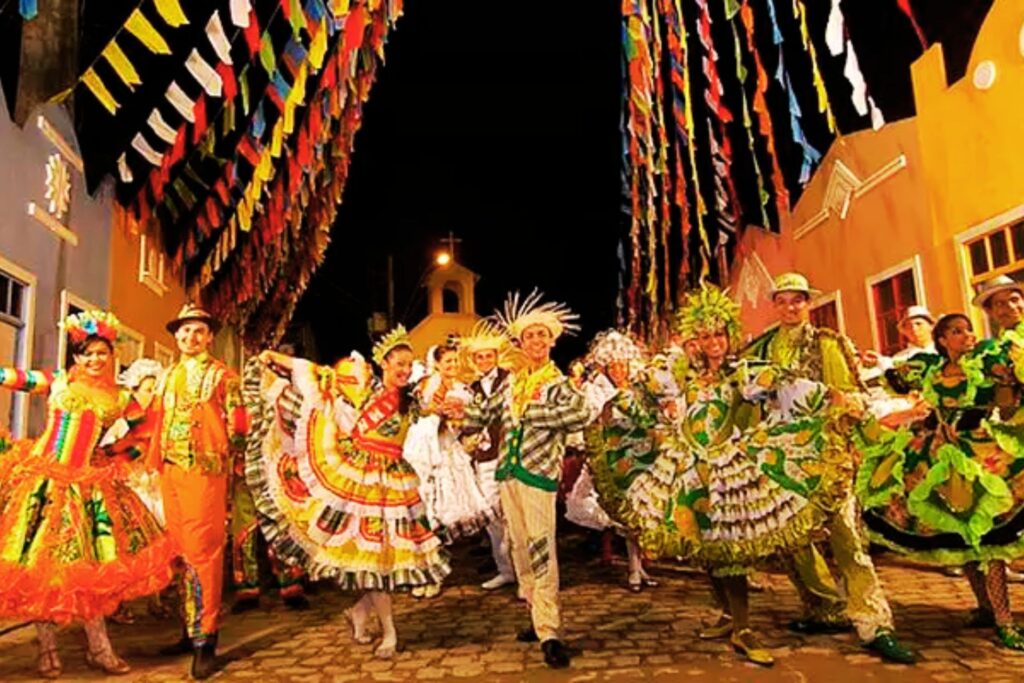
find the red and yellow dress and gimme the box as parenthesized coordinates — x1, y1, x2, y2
(246, 357, 451, 591)
(0, 368, 176, 623)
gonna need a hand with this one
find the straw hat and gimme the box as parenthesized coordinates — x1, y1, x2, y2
(770, 272, 820, 299)
(899, 305, 934, 324)
(972, 275, 1024, 308)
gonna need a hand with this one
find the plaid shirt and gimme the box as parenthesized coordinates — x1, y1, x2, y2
(463, 363, 590, 492)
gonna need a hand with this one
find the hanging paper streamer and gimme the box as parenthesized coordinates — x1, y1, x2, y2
(126, 10, 172, 54)
(896, 0, 928, 49)
(791, 0, 836, 133)
(19, 0, 37, 21)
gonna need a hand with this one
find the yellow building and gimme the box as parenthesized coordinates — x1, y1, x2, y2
(407, 260, 481, 356)
(730, 0, 1024, 353)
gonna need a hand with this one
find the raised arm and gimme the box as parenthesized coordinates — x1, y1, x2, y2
(0, 367, 54, 394)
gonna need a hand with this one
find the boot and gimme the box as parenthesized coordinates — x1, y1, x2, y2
(190, 634, 219, 680)
(541, 639, 571, 669)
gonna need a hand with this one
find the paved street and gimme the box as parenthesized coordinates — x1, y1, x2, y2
(3, 535, 1024, 682)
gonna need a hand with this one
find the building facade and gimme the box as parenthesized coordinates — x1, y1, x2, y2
(730, 0, 1024, 352)
(0, 100, 112, 435)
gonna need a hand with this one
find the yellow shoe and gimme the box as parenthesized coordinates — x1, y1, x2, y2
(698, 614, 733, 640)
(730, 628, 774, 667)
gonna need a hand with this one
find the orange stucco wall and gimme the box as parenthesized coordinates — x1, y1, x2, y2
(108, 206, 187, 361)
(731, 0, 1024, 348)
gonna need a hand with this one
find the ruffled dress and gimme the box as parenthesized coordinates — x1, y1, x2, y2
(402, 375, 495, 542)
(577, 379, 660, 530)
(623, 363, 846, 576)
(246, 358, 450, 591)
(856, 345, 1024, 566)
(0, 369, 176, 623)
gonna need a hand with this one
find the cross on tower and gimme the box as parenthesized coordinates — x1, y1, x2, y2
(441, 230, 462, 261)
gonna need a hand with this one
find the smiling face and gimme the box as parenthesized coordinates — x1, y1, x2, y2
(936, 316, 976, 358)
(471, 349, 498, 375)
(987, 289, 1024, 330)
(696, 327, 730, 365)
(73, 338, 113, 379)
(174, 320, 213, 358)
(520, 324, 555, 366)
(435, 349, 459, 380)
(381, 346, 415, 389)
(773, 291, 810, 327)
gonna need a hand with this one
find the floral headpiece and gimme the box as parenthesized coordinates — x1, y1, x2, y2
(372, 325, 413, 366)
(496, 289, 580, 341)
(61, 310, 120, 346)
(676, 284, 742, 348)
(117, 358, 164, 389)
(586, 330, 645, 379)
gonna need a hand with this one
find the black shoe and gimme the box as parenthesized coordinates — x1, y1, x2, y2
(541, 639, 571, 669)
(965, 608, 997, 629)
(283, 594, 310, 611)
(788, 617, 854, 635)
(865, 631, 916, 664)
(231, 597, 260, 614)
(159, 636, 192, 657)
(190, 638, 219, 680)
(516, 626, 539, 643)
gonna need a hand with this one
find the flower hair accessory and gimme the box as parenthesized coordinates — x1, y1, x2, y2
(117, 358, 164, 389)
(61, 310, 120, 346)
(676, 284, 742, 347)
(372, 325, 413, 366)
(496, 289, 580, 341)
(586, 330, 644, 378)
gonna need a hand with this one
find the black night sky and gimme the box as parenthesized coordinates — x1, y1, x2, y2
(291, 0, 623, 363)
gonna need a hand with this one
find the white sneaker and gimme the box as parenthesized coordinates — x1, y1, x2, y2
(481, 574, 515, 591)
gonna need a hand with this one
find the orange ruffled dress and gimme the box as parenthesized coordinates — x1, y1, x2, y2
(0, 367, 177, 624)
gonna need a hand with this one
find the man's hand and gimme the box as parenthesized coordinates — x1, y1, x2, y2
(861, 349, 881, 368)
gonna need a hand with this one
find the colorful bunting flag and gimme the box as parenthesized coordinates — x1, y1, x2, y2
(126, 9, 172, 54)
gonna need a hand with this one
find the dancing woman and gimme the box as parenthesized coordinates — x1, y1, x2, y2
(250, 326, 450, 659)
(624, 286, 845, 666)
(0, 312, 176, 678)
(858, 313, 1024, 649)
(572, 330, 660, 591)
(404, 343, 495, 558)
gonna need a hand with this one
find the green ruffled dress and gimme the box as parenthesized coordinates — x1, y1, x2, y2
(856, 342, 1024, 566)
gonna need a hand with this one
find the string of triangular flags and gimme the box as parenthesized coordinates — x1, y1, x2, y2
(619, 0, 925, 339)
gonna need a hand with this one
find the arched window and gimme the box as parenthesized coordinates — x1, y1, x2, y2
(442, 287, 461, 313)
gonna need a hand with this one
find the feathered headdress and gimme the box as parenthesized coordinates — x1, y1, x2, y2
(676, 284, 742, 348)
(586, 329, 645, 378)
(496, 289, 580, 341)
(61, 310, 120, 346)
(372, 325, 413, 366)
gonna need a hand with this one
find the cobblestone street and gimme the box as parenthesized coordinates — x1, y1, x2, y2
(3, 536, 1024, 683)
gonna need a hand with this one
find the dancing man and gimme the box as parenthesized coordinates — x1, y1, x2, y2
(151, 304, 248, 679)
(450, 291, 590, 669)
(744, 273, 915, 663)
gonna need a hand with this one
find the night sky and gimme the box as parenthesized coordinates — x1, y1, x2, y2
(290, 0, 993, 364)
(291, 0, 623, 363)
